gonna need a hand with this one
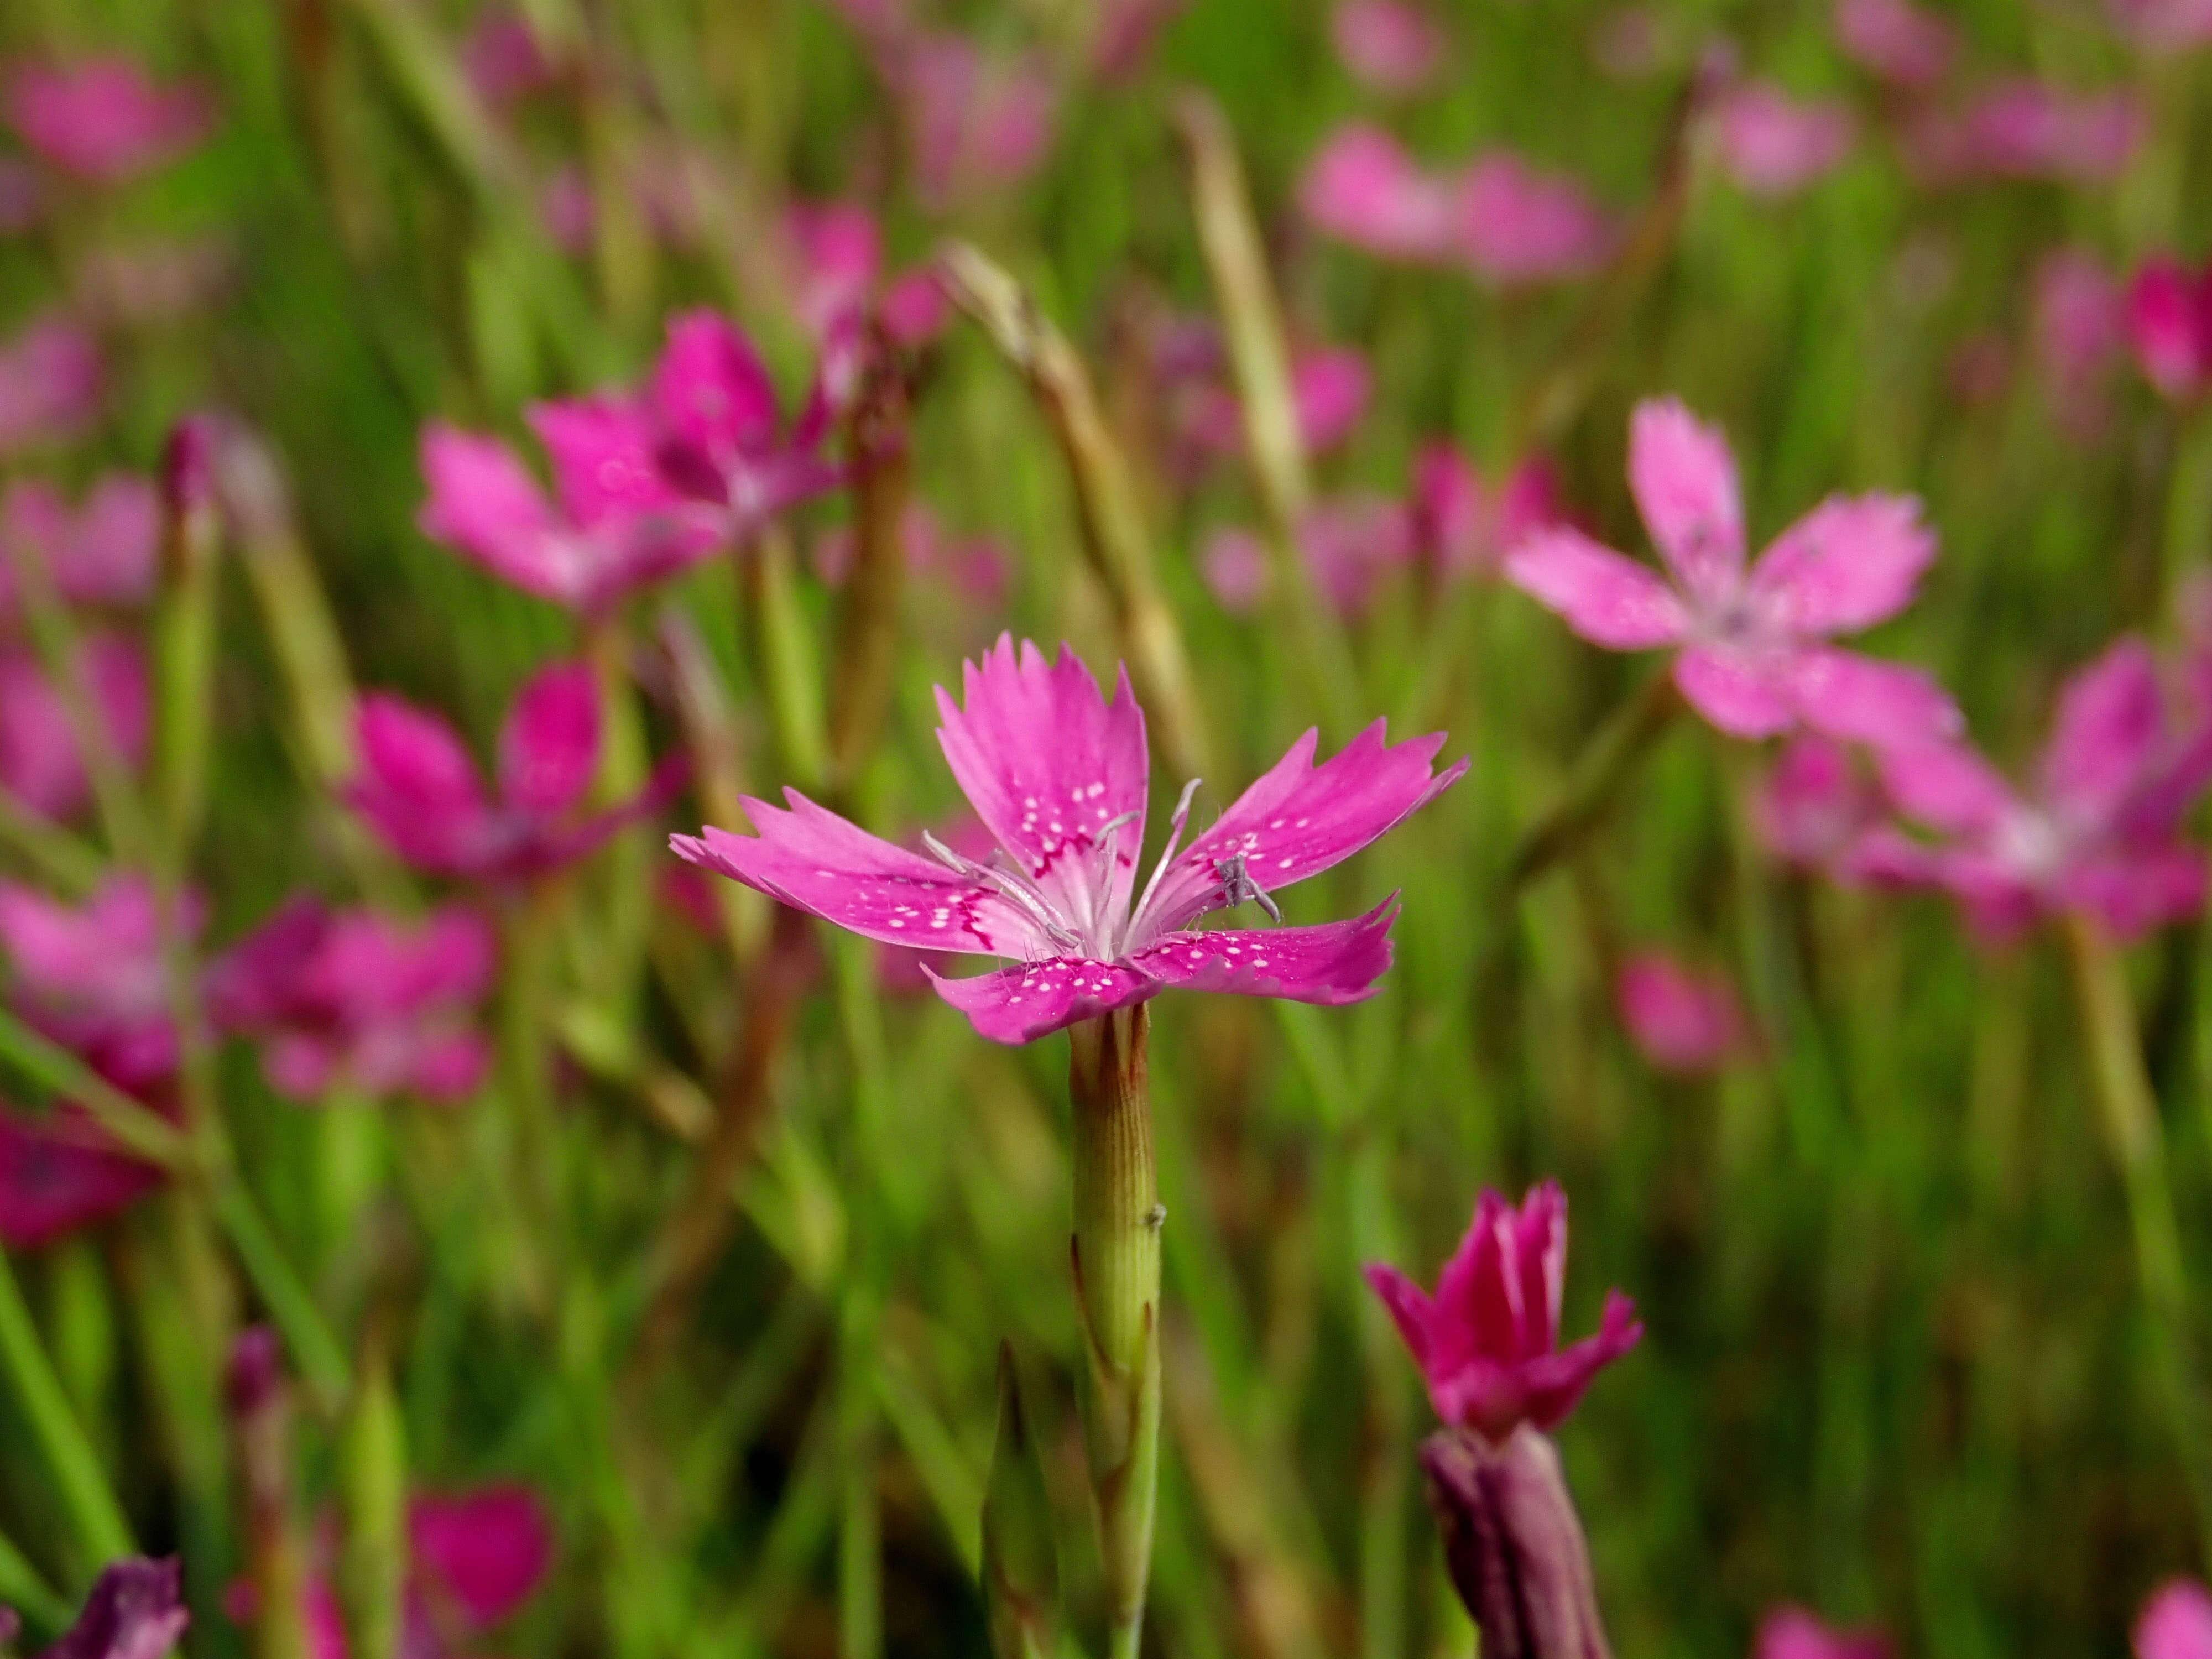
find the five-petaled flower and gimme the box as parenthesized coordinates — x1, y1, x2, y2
(672, 634, 1465, 1044)
(1505, 397, 1957, 747)
(1366, 1181, 1642, 1440)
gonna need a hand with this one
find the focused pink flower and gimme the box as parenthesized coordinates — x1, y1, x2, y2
(0, 1105, 164, 1248)
(0, 474, 160, 619)
(2127, 254, 2212, 400)
(460, 8, 556, 108)
(1300, 126, 1458, 261)
(1413, 446, 1569, 580)
(1867, 638, 2212, 941)
(1755, 1606, 1892, 1659)
(0, 634, 150, 822)
(2137, 1579, 2212, 1659)
(409, 1486, 554, 1631)
(1505, 398, 1956, 745)
(1455, 152, 1614, 285)
(1709, 83, 1855, 197)
(1365, 1182, 1642, 1440)
(4, 58, 211, 184)
(208, 900, 496, 1104)
(896, 37, 1057, 208)
(1616, 951, 1745, 1073)
(1833, 0, 1956, 88)
(0, 313, 101, 456)
(674, 634, 1465, 1044)
(1332, 1, 1445, 95)
(1904, 82, 2144, 184)
(0, 874, 189, 1093)
(2034, 248, 2126, 436)
(40, 1558, 189, 1659)
(346, 661, 684, 884)
(2111, 0, 2212, 50)
(1752, 735, 1887, 873)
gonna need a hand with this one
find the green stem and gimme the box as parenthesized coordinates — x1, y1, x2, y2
(0, 1005, 190, 1171)
(0, 1246, 134, 1572)
(2163, 403, 2212, 599)
(1068, 1009, 1162, 1659)
(208, 1182, 352, 1410)
(0, 791, 101, 897)
(0, 1526, 71, 1631)
(2063, 912, 2212, 1572)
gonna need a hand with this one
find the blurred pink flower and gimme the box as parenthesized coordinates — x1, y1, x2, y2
(347, 661, 685, 884)
(461, 8, 557, 108)
(538, 164, 594, 255)
(674, 634, 1465, 1044)
(1868, 638, 2212, 942)
(1754, 1606, 1892, 1659)
(208, 899, 496, 1105)
(896, 37, 1057, 208)
(1092, 0, 1192, 79)
(0, 474, 160, 619)
(1414, 446, 1569, 580)
(0, 874, 190, 1093)
(812, 502, 1007, 607)
(0, 158, 44, 233)
(1616, 951, 1745, 1073)
(1298, 491, 1416, 615)
(1365, 1181, 1642, 1440)
(0, 634, 149, 823)
(0, 313, 102, 456)
(0, 1103, 164, 1248)
(1833, 0, 1955, 89)
(1332, 1, 1445, 95)
(2031, 249, 2125, 437)
(2127, 254, 2212, 400)
(1455, 152, 1613, 285)
(38, 1559, 189, 1659)
(2137, 1579, 2212, 1659)
(2111, 0, 2212, 50)
(1709, 83, 1855, 197)
(1293, 347, 1373, 453)
(783, 201, 951, 346)
(409, 1486, 554, 1632)
(1752, 735, 1887, 874)
(1505, 397, 1957, 745)
(1904, 82, 2144, 184)
(1300, 124, 1458, 261)
(3, 58, 212, 184)
(1201, 525, 1271, 615)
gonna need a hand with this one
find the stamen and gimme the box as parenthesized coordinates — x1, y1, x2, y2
(1126, 778, 1204, 948)
(925, 830, 1084, 952)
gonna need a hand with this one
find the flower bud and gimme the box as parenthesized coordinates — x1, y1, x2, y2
(1420, 1425, 1612, 1659)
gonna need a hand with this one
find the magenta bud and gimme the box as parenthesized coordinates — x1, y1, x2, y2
(225, 1325, 284, 1419)
(1420, 1426, 1613, 1659)
(43, 1558, 189, 1659)
(160, 414, 221, 517)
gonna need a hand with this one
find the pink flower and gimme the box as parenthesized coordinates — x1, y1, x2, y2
(39, 1558, 189, 1659)
(207, 899, 496, 1104)
(673, 634, 1465, 1044)
(1869, 638, 2212, 942)
(1201, 525, 1271, 615)
(895, 37, 1057, 208)
(0, 312, 101, 456)
(2137, 1579, 2212, 1659)
(4, 58, 212, 184)
(2033, 248, 2126, 435)
(409, 1486, 554, 1631)
(1298, 491, 1417, 615)
(0, 474, 160, 619)
(812, 503, 1007, 607)
(1505, 398, 1956, 746)
(1365, 1182, 1642, 1440)
(0, 634, 150, 822)
(1455, 152, 1614, 285)
(346, 661, 684, 884)
(1751, 735, 1887, 873)
(1332, 1, 1446, 95)
(1709, 83, 1855, 197)
(1092, 0, 1192, 79)
(2127, 254, 2212, 400)
(1615, 951, 1745, 1073)
(1833, 0, 1955, 89)
(783, 201, 951, 346)
(0, 874, 189, 1094)
(1300, 126, 1458, 261)
(1754, 1606, 1892, 1659)
(1293, 347, 1373, 452)
(2111, 0, 2212, 51)
(538, 164, 594, 255)
(460, 8, 556, 108)
(1413, 446, 1569, 580)
(0, 1103, 164, 1248)
(1904, 82, 2145, 184)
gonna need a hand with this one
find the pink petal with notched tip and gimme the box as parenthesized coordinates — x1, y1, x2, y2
(2039, 638, 2163, 826)
(1431, 1185, 1561, 1365)
(651, 310, 782, 463)
(498, 661, 600, 817)
(1139, 725, 1467, 936)
(2136, 1578, 2212, 1659)
(1504, 528, 1691, 649)
(1627, 398, 1745, 603)
(933, 637, 1150, 933)
(1131, 899, 1399, 1006)
(526, 395, 680, 529)
(1748, 493, 1934, 637)
(417, 425, 576, 602)
(1782, 648, 1959, 748)
(1673, 645, 1796, 737)
(671, 800, 1045, 959)
(0, 1107, 163, 1247)
(1876, 739, 2016, 837)
(1755, 1605, 1893, 1659)
(922, 954, 1157, 1045)
(2127, 258, 2212, 400)
(409, 1486, 553, 1629)
(1298, 124, 1458, 260)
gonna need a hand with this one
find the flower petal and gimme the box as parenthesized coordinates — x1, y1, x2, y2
(417, 425, 582, 607)
(933, 636, 1150, 938)
(1136, 729, 1465, 937)
(2038, 637, 2163, 830)
(2058, 841, 2206, 941)
(1361, 1262, 1437, 1373)
(526, 395, 682, 529)
(0, 1107, 163, 1247)
(671, 791, 1047, 957)
(1748, 493, 1936, 638)
(1781, 647, 1961, 747)
(40, 1557, 190, 1659)
(1127, 900, 1399, 1006)
(1503, 528, 1690, 649)
(410, 1486, 554, 1629)
(1875, 740, 2016, 836)
(2127, 257, 2212, 401)
(651, 309, 781, 465)
(347, 694, 495, 870)
(2135, 1579, 2212, 1659)
(921, 955, 1157, 1045)
(498, 661, 600, 818)
(1432, 1289, 1644, 1438)
(1672, 646, 1796, 737)
(1627, 398, 1744, 603)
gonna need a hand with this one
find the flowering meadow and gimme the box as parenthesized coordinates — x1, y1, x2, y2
(13, 0, 2212, 1655)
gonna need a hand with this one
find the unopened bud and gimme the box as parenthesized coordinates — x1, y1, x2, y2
(225, 1326, 284, 1421)
(43, 1558, 189, 1659)
(1420, 1426, 1613, 1659)
(160, 415, 221, 520)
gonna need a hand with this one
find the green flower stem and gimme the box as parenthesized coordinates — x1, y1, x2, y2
(208, 1181, 352, 1411)
(0, 786, 102, 896)
(155, 461, 223, 855)
(0, 1245, 134, 1574)
(1068, 1008, 1162, 1659)
(2164, 401, 2212, 596)
(0, 1526, 71, 1632)
(1503, 666, 1679, 894)
(2063, 912, 2212, 1572)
